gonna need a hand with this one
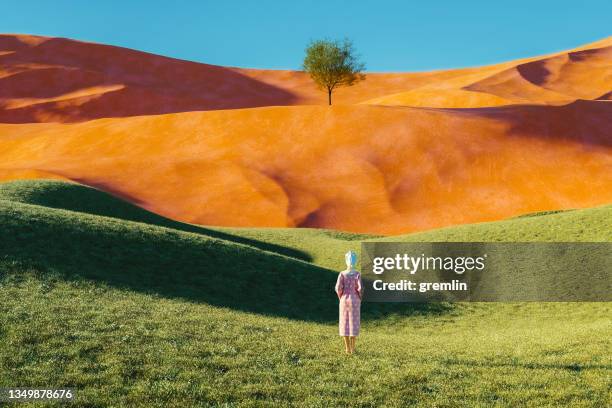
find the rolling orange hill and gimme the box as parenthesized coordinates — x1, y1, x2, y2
(0, 34, 610, 234)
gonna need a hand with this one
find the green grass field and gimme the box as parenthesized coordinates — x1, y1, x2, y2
(0, 180, 610, 407)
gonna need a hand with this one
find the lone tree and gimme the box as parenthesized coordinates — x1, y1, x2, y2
(303, 38, 365, 105)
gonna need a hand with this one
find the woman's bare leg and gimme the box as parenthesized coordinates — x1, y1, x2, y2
(343, 336, 350, 354)
(349, 336, 356, 353)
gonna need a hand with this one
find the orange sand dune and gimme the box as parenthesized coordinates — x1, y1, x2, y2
(0, 102, 610, 234)
(0, 34, 610, 234)
(0, 34, 490, 122)
(364, 37, 612, 108)
(4, 34, 609, 123)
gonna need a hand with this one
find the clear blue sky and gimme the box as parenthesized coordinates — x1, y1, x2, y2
(4, 0, 611, 72)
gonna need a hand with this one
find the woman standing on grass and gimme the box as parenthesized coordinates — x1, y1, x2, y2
(335, 250, 362, 354)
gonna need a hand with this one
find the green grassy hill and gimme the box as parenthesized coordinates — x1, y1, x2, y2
(0, 180, 610, 407)
(0, 180, 313, 261)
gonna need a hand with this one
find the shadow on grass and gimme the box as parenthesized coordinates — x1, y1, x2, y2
(0, 200, 451, 323)
(440, 358, 611, 372)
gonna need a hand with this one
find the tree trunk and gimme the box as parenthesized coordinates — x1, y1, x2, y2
(328, 88, 332, 105)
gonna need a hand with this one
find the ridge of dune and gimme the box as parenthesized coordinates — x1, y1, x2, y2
(3, 84, 125, 109)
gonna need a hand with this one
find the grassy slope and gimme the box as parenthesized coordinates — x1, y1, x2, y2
(0, 180, 610, 407)
(214, 205, 611, 271)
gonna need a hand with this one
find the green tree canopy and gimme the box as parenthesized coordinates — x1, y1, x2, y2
(303, 39, 366, 105)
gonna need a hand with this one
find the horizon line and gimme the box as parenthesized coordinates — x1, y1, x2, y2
(3, 32, 611, 74)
